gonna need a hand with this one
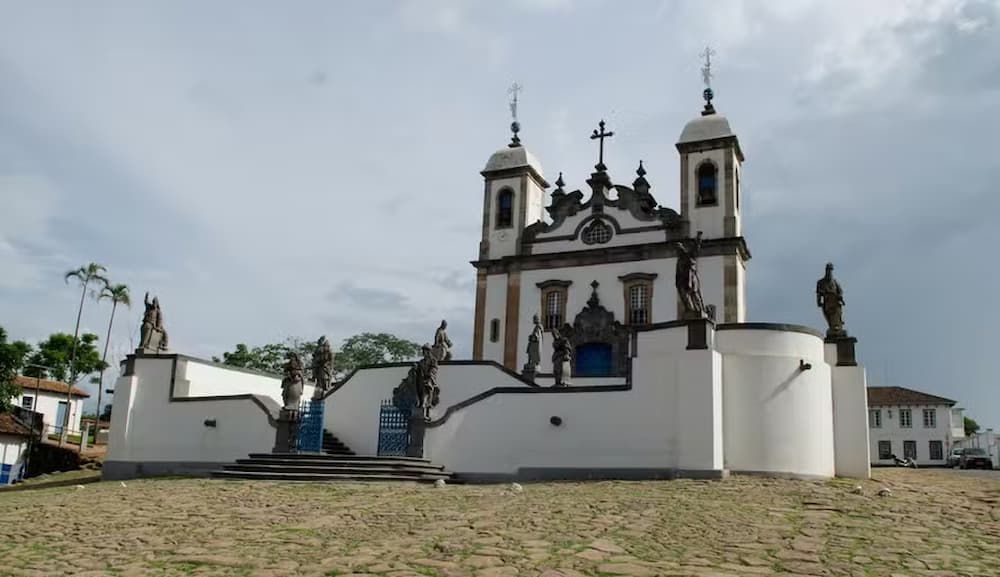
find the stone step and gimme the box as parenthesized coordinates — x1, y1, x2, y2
(224, 463, 449, 476)
(212, 470, 451, 483)
(248, 453, 431, 463)
(234, 458, 444, 471)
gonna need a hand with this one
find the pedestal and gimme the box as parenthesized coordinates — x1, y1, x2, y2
(273, 408, 300, 453)
(407, 407, 426, 458)
(521, 364, 537, 383)
(825, 335, 858, 366)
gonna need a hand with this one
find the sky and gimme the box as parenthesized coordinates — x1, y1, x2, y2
(1, 0, 998, 427)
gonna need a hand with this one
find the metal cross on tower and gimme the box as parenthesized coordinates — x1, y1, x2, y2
(700, 46, 717, 115)
(590, 119, 614, 171)
(508, 82, 523, 147)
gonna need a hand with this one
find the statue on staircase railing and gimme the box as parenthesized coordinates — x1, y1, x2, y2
(281, 351, 304, 410)
(551, 329, 573, 387)
(137, 292, 169, 353)
(431, 320, 453, 362)
(311, 336, 335, 400)
(675, 231, 707, 319)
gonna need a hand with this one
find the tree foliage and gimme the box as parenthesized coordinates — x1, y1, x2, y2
(214, 332, 421, 380)
(24, 333, 106, 384)
(0, 326, 33, 411)
(964, 416, 981, 437)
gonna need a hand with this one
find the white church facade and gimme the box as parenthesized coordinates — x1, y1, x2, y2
(105, 89, 872, 482)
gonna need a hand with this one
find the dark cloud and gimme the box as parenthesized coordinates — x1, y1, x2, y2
(327, 281, 410, 310)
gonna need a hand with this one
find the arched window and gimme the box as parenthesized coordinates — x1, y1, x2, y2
(696, 161, 718, 206)
(496, 189, 514, 229)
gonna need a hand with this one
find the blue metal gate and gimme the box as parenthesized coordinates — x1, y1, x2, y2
(377, 399, 410, 456)
(296, 400, 324, 453)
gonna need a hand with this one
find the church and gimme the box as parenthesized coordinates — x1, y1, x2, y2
(104, 80, 872, 483)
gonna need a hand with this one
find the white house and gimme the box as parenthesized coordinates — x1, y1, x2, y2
(0, 413, 31, 485)
(106, 85, 874, 482)
(867, 386, 964, 467)
(957, 430, 999, 469)
(13, 375, 89, 436)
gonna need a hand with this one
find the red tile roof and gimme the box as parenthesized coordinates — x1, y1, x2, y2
(0, 413, 32, 437)
(14, 375, 90, 398)
(867, 386, 956, 407)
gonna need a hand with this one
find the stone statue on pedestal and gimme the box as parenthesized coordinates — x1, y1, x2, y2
(280, 351, 305, 410)
(137, 292, 169, 353)
(431, 320, 453, 362)
(523, 314, 544, 379)
(551, 329, 572, 387)
(816, 262, 847, 338)
(415, 344, 440, 421)
(311, 336, 335, 400)
(675, 232, 706, 319)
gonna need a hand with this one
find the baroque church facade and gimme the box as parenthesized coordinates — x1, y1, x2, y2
(473, 99, 748, 377)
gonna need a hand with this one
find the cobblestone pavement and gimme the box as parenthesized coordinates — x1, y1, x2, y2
(1, 469, 997, 577)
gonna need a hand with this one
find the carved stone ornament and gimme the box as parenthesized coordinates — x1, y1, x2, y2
(581, 218, 613, 245)
(558, 281, 630, 377)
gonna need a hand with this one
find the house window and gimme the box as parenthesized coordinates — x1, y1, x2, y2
(619, 273, 657, 327)
(582, 219, 613, 245)
(496, 189, 514, 229)
(899, 408, 912, 428)
(489, 319, 500, 343)
(536, 280, 571, 331)
(903, 441, 917, 460)
(696, 160, 718, 206)
(878, 441, 892, 460)
(21, 396, 33, 410)
(929, 440, 943, 460)
(869, 409, 881, 428)
(922, 408, 936, 428)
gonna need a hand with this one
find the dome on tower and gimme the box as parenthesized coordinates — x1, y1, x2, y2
(483, 144, 545, 177)
(677, 113, 734, 145)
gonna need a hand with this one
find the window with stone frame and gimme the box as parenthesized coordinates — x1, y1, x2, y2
(903, 440, 917, 460)
(899, 408, 912, 428)
(619, 273, 657, 326)
(929, 440, 943, 461)
(922, 408, 936, 428)
(21, 396, 33, 410)
(489, 319, 500, 343)
(878, 440, 892, 460)
(696, 160, 718, 206)
(496, 188, 514, 229)
(869, 409, 882, 428)
(536, 280, 571, 331)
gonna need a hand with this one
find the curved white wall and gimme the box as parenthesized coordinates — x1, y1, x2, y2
(716, 328, 835, 477)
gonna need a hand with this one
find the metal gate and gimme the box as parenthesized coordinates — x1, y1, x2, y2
(296, 400, 324, 453)
(377, 399, 410, 456)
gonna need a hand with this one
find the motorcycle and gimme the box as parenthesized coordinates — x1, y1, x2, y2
(890, 454, 918, 468)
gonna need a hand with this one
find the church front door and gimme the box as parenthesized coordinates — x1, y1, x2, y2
(575, 343, 614, 377)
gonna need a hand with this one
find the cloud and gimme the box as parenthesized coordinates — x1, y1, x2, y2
(328, 282, 410, 310)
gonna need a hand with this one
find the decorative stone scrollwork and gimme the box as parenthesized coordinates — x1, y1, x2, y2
(558, 281, 630, 378)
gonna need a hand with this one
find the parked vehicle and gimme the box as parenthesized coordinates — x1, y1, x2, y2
(959, 448, 993, 470)
(890, 454, 918, 468)
(947, 448, 964, 468)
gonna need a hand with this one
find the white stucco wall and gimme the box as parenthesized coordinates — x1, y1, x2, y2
(323, 363, 535, 457)
(175, 357, 300, 405)
(717, 328, 836, 478)
(17, 390, 84, 434)
(106, 357, 278, 466)
(0, 435, 28, 485)
(485, 176, 525, 260)
(481, 273, 508, 364)
(684, 148, 740, 240)
(825, 344, 871, 478)
(868, 403, 957, 466)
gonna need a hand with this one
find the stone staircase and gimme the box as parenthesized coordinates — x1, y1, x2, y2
(212, 429, 455, 483)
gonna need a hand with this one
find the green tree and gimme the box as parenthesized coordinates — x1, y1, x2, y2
(0, 326, 33, 411)
(61, 262, 107, 445)
(95, 283, 130, 426)
(25, 333, 106, 385)
(213, 342, 289, 375)
(334, 332, 421, 375)
(964, 416, 981, 437)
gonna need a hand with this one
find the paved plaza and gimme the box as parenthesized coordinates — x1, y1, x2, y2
(1, 468, 997, 577)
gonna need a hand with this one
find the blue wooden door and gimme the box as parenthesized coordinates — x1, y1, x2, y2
(55, 401, 68, 433)
(575, 343, 614, 377)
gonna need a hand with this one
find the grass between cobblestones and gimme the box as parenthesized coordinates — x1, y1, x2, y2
(0, 468, 997, 576)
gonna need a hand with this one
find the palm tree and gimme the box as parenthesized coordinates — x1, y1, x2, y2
(94, 283, 130, 442)
(61, 263, 108, 447)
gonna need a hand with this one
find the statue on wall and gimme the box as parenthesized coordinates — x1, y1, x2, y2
(415, 344, 440, 420)
(551, 329, 572, 387)
(675, 232, 706, 319)
(137, 292, 169, 353)
(816, 262, 847, 338)
(280, 351, 305, 410)
(311, 336, 335, 400)
(524, 314, 544, 374)
(431, 320, 453, 362)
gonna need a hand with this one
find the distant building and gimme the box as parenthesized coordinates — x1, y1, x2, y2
(957, 430, 999, 469)
(0, 413, 32, 485)
(12, 375, 90, 436)
(867, 386, 964, 466)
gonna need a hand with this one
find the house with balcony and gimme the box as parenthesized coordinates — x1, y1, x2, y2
(868, 386, 964, 467)
(12, 375, 89, 437)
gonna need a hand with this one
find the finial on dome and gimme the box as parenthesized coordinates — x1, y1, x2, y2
(555, 171, 565, 190)
(508, 82, 523, 147)
(636, 160, 646, 177)
(700, 46, 717, 116)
